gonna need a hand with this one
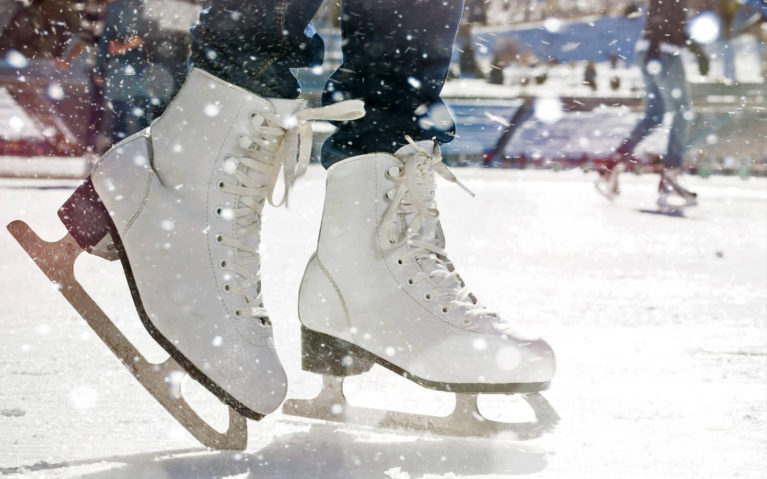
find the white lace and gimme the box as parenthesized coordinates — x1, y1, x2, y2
(218, 99, 365, 319)
(380, 136, 496, 323)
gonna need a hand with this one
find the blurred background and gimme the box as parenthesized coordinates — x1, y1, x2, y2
(0, 0, 765, 178)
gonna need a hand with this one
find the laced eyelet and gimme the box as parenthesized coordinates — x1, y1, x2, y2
(237, 135, 252, 150)
(385, 189, 396, 200)
(461, 318, 472, 326)
(386, 166, 401, 178)
(221, 155, 238, 174)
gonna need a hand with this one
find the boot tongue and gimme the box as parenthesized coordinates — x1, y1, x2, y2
(393, 142, 458, 286)
(235, 100, 306, 271)
(269, 98, 307, 124)
(393, 140, 440, 244)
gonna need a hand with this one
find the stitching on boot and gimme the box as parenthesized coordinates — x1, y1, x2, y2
(123, 172, 154, 236)
(314, 254, 351, 331)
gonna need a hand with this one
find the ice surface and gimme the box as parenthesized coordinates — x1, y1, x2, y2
(0, 167, 765, 478)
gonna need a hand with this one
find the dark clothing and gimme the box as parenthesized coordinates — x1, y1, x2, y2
(0, 0, 81, 59)
(641, 0, 689, 60)
(98, 0, 190, 143)
(190, 0, 464, 168)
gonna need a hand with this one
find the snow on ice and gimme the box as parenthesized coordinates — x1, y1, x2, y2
(1, 166, 765, 478)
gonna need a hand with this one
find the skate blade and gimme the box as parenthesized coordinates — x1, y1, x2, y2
(593, 179, 617, 202)
(7, 220, 248, 450)
(283, 376, 559, 440)
(638, 208, 686, 217)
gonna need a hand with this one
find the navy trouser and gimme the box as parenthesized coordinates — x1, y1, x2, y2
(189, 0, 463, 167)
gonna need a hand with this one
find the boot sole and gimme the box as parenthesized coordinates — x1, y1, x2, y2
(300, 325, 550, 394)
(60, 178, 266, 421)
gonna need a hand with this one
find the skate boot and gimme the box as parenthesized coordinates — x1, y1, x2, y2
(284, 138, 558, 438)
(8, 68, 363, 448)
(594, 160, 626, 201)
(657, 167, 698, 211)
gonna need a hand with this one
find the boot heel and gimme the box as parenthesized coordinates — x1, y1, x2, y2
(301, 325, 375, 376)
(58, 178, 118, 260)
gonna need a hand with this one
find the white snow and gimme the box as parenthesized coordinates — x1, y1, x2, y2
(1, 166, 765, 478)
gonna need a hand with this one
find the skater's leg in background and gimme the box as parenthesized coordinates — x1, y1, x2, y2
(616, 62, 665, 159)
(320, 0, 465, 167)
(656, 53, 691, 170)
(189, 0, 325, 98)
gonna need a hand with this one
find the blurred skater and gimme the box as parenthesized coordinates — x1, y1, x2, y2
(595, 0, 708, 211)
(97, 0, 194, 144)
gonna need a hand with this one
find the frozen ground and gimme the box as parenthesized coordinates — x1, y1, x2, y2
(1, 167, 765, 479)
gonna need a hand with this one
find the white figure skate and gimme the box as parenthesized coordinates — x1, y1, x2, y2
(8, 68, 364, 449)
(656, 167, 698, 213)
(284, 138, 558, 439)
(594, 161, 626, 201)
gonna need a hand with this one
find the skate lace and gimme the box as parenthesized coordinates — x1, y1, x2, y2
(218, 100, 365, 319)
(380, 136, 497, 324)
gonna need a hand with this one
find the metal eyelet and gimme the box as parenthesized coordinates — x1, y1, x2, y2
(237, 136, 252, 150)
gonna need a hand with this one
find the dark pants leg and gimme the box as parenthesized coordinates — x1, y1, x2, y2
(321, 0, 465, 167)
(189, 0, 325, 98)
(188, 0, 464, 168)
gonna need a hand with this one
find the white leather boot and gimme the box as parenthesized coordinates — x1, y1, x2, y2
(298, 139, 556, 393)
(57, 68, 363, 419)
(657, 167, 698, 209)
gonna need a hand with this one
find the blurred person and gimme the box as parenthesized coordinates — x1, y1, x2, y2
(0, 0, 80, 59)
(41, 0, 556, 435)
(56, 0, 111, 153)
(97, 0, 193, 144)
(457, 22, 483, 78)
(595, 0, 709, 211)
(718, 0, 739, 84)
(583, 61, 597, 91)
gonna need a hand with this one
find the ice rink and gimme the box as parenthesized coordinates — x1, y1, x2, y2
(1, 166, 765, 478)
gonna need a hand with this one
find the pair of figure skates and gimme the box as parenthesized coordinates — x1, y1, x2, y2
(595, 161, 698, 213)
(9, 69, 557, 450)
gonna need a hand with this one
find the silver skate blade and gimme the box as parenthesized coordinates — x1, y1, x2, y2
(7, 220, 248, 450)
(283, 376, 559, 440)
(638, 208, 686, 218)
